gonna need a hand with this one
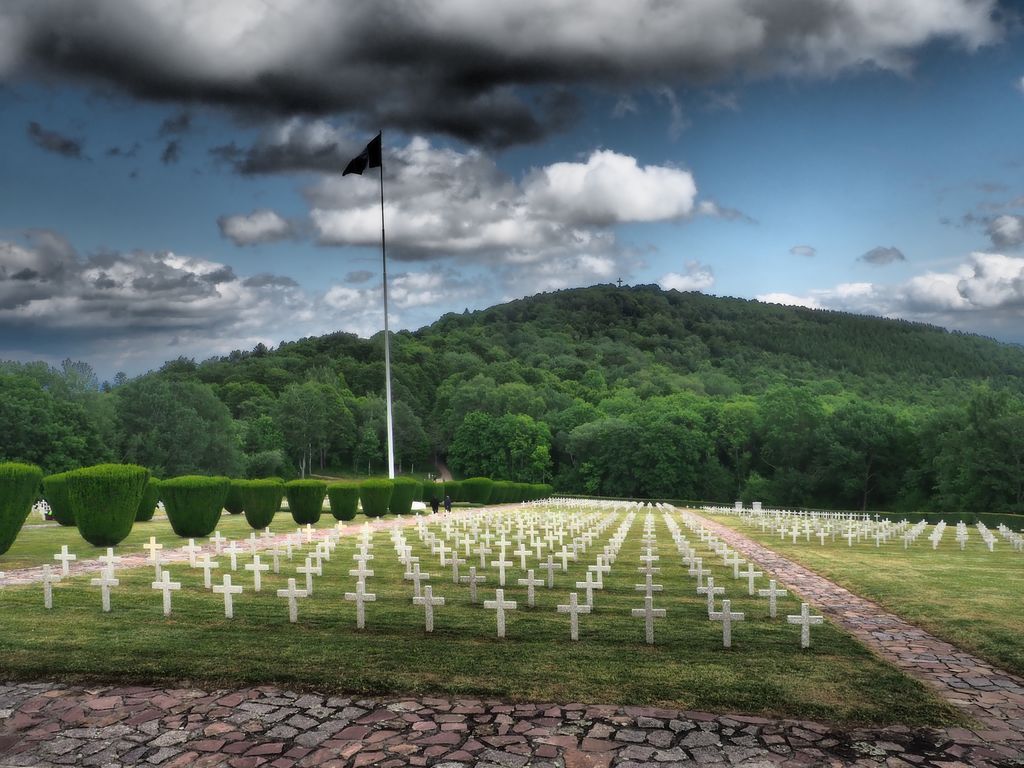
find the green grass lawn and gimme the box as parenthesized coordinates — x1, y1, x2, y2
(704, 512, 1024, 679)
(0, 508, 962, 727)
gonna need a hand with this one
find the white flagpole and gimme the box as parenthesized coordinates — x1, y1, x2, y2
(379, 132, 396, 479)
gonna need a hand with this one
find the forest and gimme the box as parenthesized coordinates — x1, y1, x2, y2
(2, 284, 1023, 514)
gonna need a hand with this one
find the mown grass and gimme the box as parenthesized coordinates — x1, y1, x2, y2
(705, 512, 1024, 678)
(0, 509, 963, 727)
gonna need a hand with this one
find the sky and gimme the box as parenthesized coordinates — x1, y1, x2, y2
(1, 0, 1023, 380)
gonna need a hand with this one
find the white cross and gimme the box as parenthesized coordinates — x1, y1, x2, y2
(213, 574, 242, 619)
(697, 576, 724, 616)
(491, 557, 513, 587)
(197, 554, 220, 589)
(90, 570, 119, 613)
(450, 554, 466, 584)
(575, 570, 601, 608)
(787, 602, 824, 648)
(54, 545, 77, 576)
(41, 564, 61, 609)
(638, 552, 659, 569)
(474, 542, 492, 569)
(210, 531, 226, 553)
(538, 555, 557, 588)
(143, 537, 163, 564)
(757, 579, 788, 618)
(634, 572, 663, 598)
(513, 542, 530, 570)
(404, 564, 429, 597)
(349, 562, 374, 585)
(690, 557, 707, 586)
(248, 533, 260, 556)
(413, 585, 445, 633)
(459, 534, 474, 557)
(556, 546, 574, 571)
(245, 554, 270, 592)
(517, 569, 544, 608)
(556, 592, 591, 641)
(98, 548, 122, 574)
(267, 547, 282, 574)
(303, 524, 315, 543)
(297, 558, 317, 595)
(151, 570, 182, 616)
(740, 563, 763, 596)
(724, 553, 744, 578)
(345, 581, 376, 629)
(434, 540, 452, 566)
(277, 578, 308, 623)
(483, 589, 517, 638)
(709, 599, 744, 648)
(588, 556, 611, 588)
(223, 542, 243, 571)
(460, 566, 485, 603)
(181, 539, 202, 567)
(631, 595, 666, 645)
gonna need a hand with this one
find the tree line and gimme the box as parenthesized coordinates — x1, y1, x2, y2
(2, 285, 1022, 513)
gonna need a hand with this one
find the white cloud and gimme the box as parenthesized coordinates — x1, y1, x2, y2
(217, 209, 295, 246)
(0, 1, 999, 145)
(986, 214, 1024, 249)
(757, 251, 1024, 341)
(789, 245, 817, 258)
(659, 261, 715, 292)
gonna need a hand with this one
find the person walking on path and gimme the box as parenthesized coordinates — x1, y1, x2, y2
(444, 494, 452, 512)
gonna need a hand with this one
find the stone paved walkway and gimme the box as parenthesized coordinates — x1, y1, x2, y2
(689, 511, 1024, 748)
(3, 681, 1023, 768)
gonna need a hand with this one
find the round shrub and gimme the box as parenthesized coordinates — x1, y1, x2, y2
(461, 477, 493, 505)
(42, 471, 76, 527)
(359, 478, 394, 518)
(135, 477, 162, 522)
(421, 482, 441, 503)
(327, 482, 360, 521)
(225, 481, 245, 514)
(443, 480, 462, 503)
(488, 480, 513, 504)
(0, 462, 44, 556)
(160, 475, 229, 537)
(389, 477, 420, 516)
(237, 478, 284, 529)
(285, 479, 327, 525)
(68, 463, 149, 547)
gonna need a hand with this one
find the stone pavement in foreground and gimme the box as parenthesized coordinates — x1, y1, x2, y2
(689, 511, 1024, 751)
(3, 681, 1023, 768)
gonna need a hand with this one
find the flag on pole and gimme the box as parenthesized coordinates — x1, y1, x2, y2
(342, 133, 382, 176)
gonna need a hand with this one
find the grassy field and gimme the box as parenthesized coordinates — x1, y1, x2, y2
(0, 507, 962, 727)
(704, 512, 1024, 678)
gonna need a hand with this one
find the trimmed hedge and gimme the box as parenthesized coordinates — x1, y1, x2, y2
(389, 477, 420, 516)
(224, 481, 245, 515)
(461, 477, 493, 505)
(285, 479, 327, 525)
(327, 482, 360, 521)
(236, 478, 285, 529)
(0, 462, 44, 556)
(443, 480, 462, 503)
(359, 478, 394, 518)
(136, 477, 162, 522)
(421, 482, 443, 503)
(160, 475, 229, 537)
(68, 463, 149, 547)
(42, 472, 76, 527)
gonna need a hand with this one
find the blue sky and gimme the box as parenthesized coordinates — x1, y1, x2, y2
(1, 1, 1022, 379)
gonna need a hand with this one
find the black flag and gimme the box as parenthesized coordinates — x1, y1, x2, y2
(342, 133, 382, 176)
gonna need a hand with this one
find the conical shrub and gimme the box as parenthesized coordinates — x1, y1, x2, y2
(359, 478, 393, 518)
(237, 478, 284, 529)
(42, 471, 75, 527)
(389, 477, 420, 515)
(326, 482, 359, 521)
(285, 479, 327, 525)
(68, 464, 149, 547)
(0, 462, 43, 556)
(135, 477, 161, 522)
(160, 475, 229, 537)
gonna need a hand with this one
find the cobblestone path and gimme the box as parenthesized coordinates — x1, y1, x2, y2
(690, 511, 1024, 753)
(3, 681, 1023, 768)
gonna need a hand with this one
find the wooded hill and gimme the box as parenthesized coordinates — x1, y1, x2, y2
(3, 285, 1023, 514)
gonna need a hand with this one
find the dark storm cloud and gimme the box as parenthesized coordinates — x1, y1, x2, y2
(160, 139, 181, 164)
(243, 273, 299, 289)
(158, 110, 192, 136)
(26, 120, 84, 158)
(0, 1, 999, 147)
(106, 141, 140, 158)
(859, 246, 906, 265)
